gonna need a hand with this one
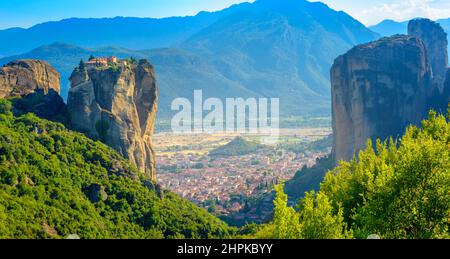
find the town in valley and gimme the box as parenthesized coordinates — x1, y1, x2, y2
(154, 127, 332, 223)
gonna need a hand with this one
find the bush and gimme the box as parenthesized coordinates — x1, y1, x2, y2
(0, 99, 12, 114)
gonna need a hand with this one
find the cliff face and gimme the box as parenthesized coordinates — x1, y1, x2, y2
(408, 19, 448, 91)
(331, 35, 433, 163)
(0, 60, 66, 121)
(0, 60, 60, 98)
(445, 69, 450, 105)
(331, 19, 450, 163)
(67, 60, 158, 181)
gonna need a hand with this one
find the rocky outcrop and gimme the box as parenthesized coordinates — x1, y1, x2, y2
(0, 60, 60, 98)
(13, 88, 67, 122)
(0, 60, 67, 122)
(331, 18, 450, 163)
(408, 19, 448, 91)
(67, 59, 158, 181)
(84, 184, 108, 203)
(331, 35, 433, 163)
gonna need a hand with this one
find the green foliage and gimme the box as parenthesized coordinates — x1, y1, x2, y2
(271, 183, 301, 239)
(108, 63, 119, 73)
(285, 155, 334, 199)
(124, 57, 137, 65)
(209, 137, 265, 157)
(320, 110, 450, 239)
(255, 183, 350, 239)
(0, 99, 12, 115)
(298, 191, 352, 239)
(256, 109, 450, 239)
(78, 59, 85, 70)
(0, 100, 233, 239)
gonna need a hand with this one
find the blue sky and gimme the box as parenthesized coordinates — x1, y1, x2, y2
(321, 0, 450, 25)
(1, 0, 449, 29)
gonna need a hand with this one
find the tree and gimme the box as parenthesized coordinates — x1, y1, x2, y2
(298, 191, 352, 239)
(0, 99, 12, 115)
(0, 103, 234, 239)
(78, 59, 85, 70)
(255, 107, 449, 239)
(321, 110, 450, 239)
(271, 183, 301, 239)
(255, 183, 351, 239)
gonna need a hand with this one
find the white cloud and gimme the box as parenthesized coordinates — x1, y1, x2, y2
(321, 0, 450, 25)
(358, 0, 450, 25)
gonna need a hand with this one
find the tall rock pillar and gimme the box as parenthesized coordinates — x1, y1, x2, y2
(331, 35, 432, 163)
(68, 59, 158, 181)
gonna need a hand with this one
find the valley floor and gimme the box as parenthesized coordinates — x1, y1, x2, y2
(154, 128, 331, 222)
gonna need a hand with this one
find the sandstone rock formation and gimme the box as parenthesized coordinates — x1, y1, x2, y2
(408, 19, 448, 91)
(331, 19, 450, 163)
(331, 35, 433, 163)
(13, 88, 67, 122)
(0, 60, 67, 121)
(0, 60, 60, 98)
(67, 59, 158, 181)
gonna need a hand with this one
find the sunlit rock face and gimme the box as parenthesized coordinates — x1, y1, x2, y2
(0, 60, 60, 98)
(0, 59, 67, 121)
(68, 59, 158, 181)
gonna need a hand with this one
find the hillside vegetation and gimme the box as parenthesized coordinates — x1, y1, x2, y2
(209, 137, 266, 157)
(254, 109, 450, 239)
(0, 99, 233, 239)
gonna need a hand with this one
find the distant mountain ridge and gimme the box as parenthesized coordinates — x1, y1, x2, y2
(370, 18, 450, 61)
(369, 19, 409, 36)
(0, 9, 243, 57)
(370, 18, 450, 36)
(0, 0, 379, 117)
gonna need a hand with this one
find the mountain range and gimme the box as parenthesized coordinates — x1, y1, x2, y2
(0, 0, 378, 118)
